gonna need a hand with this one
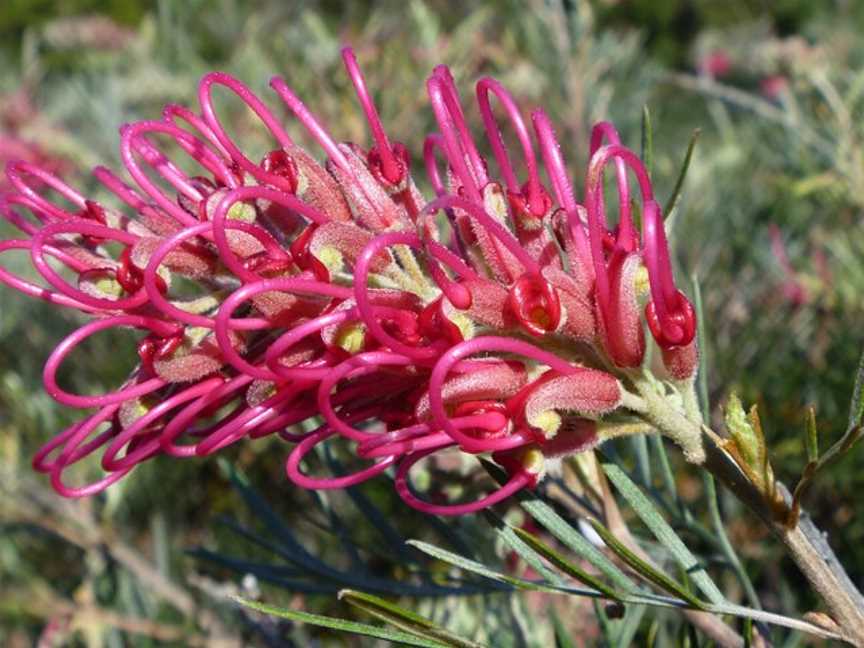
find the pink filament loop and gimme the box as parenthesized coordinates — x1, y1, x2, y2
(476, 77, 545, 216)
(585, 143, 655, 323)
(120, 123, 202, 226)
(91, 165, 174, 233)
(531, 109, 577, 213)
(588, 123, 636, 250)
(142, 221, 273, 329)
(270, 76, 396, 227)
(162, 103, 233, 160)
(195, 379, 316, 456)
(422, 134, 448, 197)
(286, 426, 397, 490)
(268, 76, 351, 175)
(5, 160, 86, 219)
(214, 276, 350, 380)
(641, 199, 695, 348)
(0, 239, 103, 312)
(316, 351, 414, 442)
(426, 71, 486, 202)
(264, 308, 352, 379)
(341, 47, 403, 185)
(395, 445, 532, 516)
(101, 376, 226, 471)
(132, 119, 240, 190)
(33, 404, 120, 474)
(44, 404, 133, 497)
(197, 72, 296, 192)
(354, 232, 447, 360)
(424, 194, 539, 275)
(359, 412, 506, 459)
(158, 373, 253, 457)
(428, 336, 587, 453)
(30, 220, 149, 312)
(210, 185, 328, 283)
(1, 193, 54, 234)
(43, 315, 180, 408)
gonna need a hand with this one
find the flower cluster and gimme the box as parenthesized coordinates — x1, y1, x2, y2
(0, 49, 697, 514)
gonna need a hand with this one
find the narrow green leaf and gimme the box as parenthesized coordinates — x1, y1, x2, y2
(664, 128, 701, 217)
(586, 518, 707, 610)
(406, 540, 550, 592)
(632, 434, 652, 487)
(641, 104, 654, 175)
(480, 459, 635, 592)
(512, 527, 623, 601)
(482, 511, 563, 585)
(236, 598, 449, 648)
(703, 475, 763, 610)
(805, 407, 819, 463)
(340, 590, 437, 629)
(602, 463, 725, 604)
(550, 606, 577, 648)
(649, 435, 680, 509)
(406, 543, 843, 640)
(848, 347, 864, 430)
(339, 590, 484, 648)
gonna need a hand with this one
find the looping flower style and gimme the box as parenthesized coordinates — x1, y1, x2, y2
(0, 47, 698, 514)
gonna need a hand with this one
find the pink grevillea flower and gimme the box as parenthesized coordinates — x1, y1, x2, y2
(0, 48, 697, 515)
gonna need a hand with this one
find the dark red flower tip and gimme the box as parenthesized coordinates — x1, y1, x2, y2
(261, 149, 299, 194)
(507, 273, 561, 336)
(137, 329, 185, 376)
(287, 224, 330, 281)
(645, 290, 696, 349)
(418, 297, 464, 347)
(508, 181, 553, 222)
(367, 141, 410, 188)
(116, 246, 166, 295)
(76, 199, 109, 246)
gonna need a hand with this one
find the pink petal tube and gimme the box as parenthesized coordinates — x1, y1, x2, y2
(428, 336, 589, 453)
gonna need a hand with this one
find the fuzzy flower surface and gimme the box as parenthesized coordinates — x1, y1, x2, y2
(0, 49, 697, 514)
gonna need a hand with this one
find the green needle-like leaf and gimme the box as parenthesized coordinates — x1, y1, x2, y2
(479, 460, 636, 593)
(664, 128, 701, 217)
(406, 540, 555, 592)
(586, 518, 707, 610)
(641, 104, 654, 175)
(512, 526, 623, 601)
(482, 510, 563, 585)
(602, 463, 725, 604)
(805, 406, 819, 463)
(236, 597, 450, 648)
(339, 590, 485, 648)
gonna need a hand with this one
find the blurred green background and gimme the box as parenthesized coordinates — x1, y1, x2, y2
(2, 1, 864, 645)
